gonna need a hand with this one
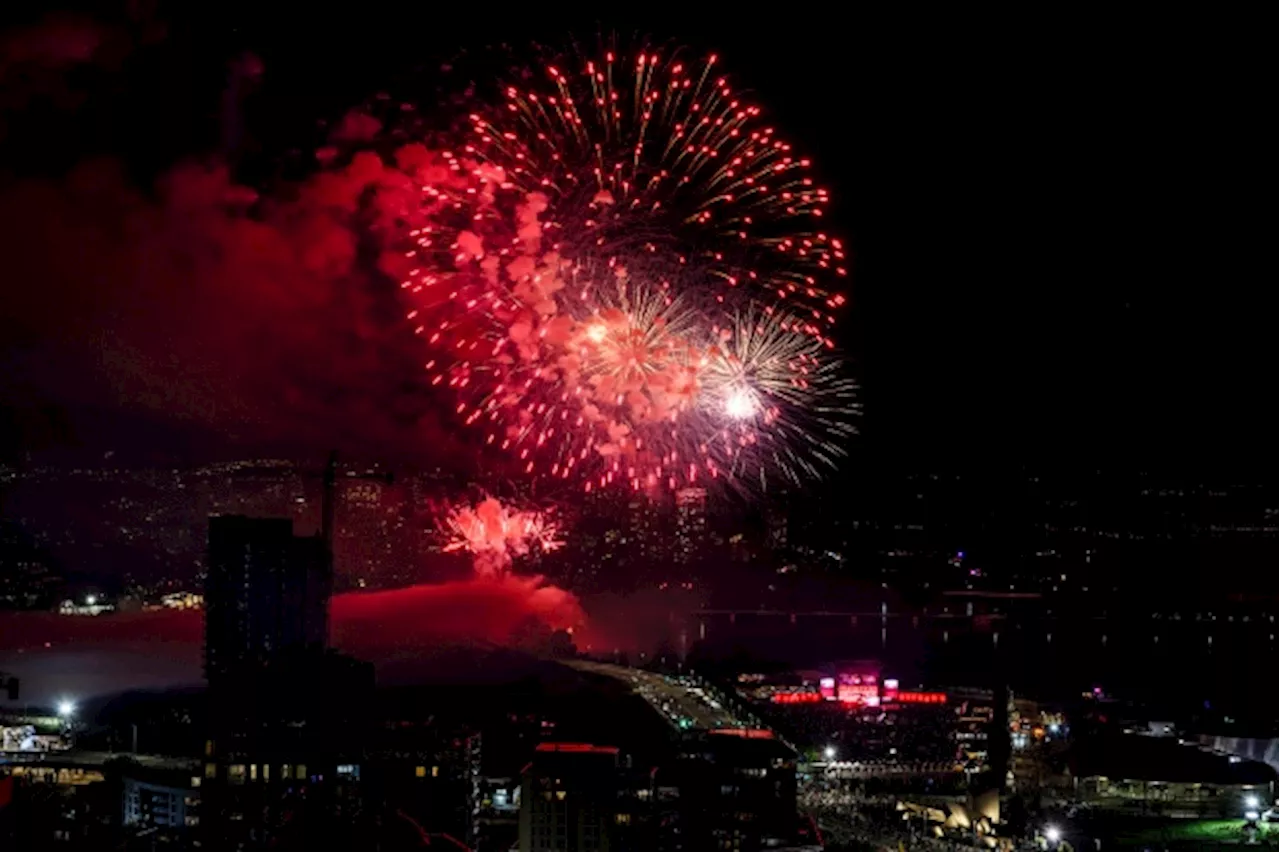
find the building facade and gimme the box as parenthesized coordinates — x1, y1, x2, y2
(204, 515, 329, 687)
(122, 772, 200, 830)
(519, 743, 625, 852)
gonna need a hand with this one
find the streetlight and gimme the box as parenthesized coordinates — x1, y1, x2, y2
(1045, 825, 1062, 845)
(56, 700, 75, 719)
(1245, 794, 1260, 810)
(823, 745, 837, 761)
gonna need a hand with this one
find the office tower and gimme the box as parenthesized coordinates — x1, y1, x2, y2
(204, 515, 329, 687)
(201, 644, 374, 851)
(203, 514, 371, 850)
(664, 730, 802, 851)
(673, 487, 707, 566)
(519, 743, 624, 852)
(335, 472, 398, 588)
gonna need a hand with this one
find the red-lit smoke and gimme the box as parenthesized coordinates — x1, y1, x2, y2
(0, 577, 586, 703)
(0, 150, 473, 465)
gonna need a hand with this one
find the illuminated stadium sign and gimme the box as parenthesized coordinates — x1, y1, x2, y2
(894, 691, 948, 705)
(837, 684, 878, 705)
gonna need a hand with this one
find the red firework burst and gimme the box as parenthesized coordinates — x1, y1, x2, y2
(368, 45, 856, 494)
(442, 496, 563, 577)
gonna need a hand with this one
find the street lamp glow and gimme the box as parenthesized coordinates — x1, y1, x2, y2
(85, 595, 97, 606)
(823, 745, 837, 760)
(1246, 795, 1260, 810)
(1045, 825, 1061, 843)
(57, 700, 75, 718)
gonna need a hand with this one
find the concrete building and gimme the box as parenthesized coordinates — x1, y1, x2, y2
(204, 515, 329, 687)
(663, 729, 805, 852)
(519, 743, 623, 852)
(1070, 734, 1277, 817)
(674, 488, 707, 566)
(122, 771, 200, 830)
(203, 514, 374, 849)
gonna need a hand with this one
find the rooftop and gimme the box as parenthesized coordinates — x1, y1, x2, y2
(1071, 735, 1278, 786)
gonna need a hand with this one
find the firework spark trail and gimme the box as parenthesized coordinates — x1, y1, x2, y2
(465, 45, 849, 318)
(367, 44, 858, 494)
(442, 496, 563, 577)
(700, 306, 859, 487)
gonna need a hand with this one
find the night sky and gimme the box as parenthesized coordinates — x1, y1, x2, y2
(0, 3, 1271, 480)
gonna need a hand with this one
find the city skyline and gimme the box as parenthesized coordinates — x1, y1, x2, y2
(0, 6, 1272, 850)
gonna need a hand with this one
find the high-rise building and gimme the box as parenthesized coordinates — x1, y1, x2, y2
(674, 488, 708, 566)
(203, 515, 329, 687)
(203, 514, 372, 850)
(519, 743, 634, 852)
(663, 730, 804, 851)
(335, 471, 400, 589)
(201, 646, 374, 851)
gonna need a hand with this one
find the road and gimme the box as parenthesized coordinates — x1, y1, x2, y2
(0, 749, 196, 771)
(567, 661, 745, 732)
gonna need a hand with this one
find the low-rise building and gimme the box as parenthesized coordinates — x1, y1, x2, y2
(1070, 734, 1277, 817)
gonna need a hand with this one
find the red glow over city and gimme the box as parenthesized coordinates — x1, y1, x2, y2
(770, 691, 822, 704)
(0, 578, 587, 701)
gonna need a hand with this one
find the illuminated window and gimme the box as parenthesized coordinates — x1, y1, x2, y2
(414, 766, 426, 778)
(249, 764, 258, 781)
(190, 776, 201, 788)
(262, 764, 270, 782)
(431, 766, 439, 778)
(204, 740, 214, 757)
(295, 765, 306, 780)
(555, 790, 567, 801)
(281, 764, 291, 780)
(615, 813, 632, 825)
(204, 763, 216, 779)
(228, 764, 246, 786)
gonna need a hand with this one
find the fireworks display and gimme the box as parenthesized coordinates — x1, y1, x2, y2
(378, 43, 857, 494)
(442, 496, 563, 577)
(468, 45, 848, 312)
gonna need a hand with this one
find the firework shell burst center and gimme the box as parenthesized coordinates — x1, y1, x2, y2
(442, 496, 563, 577)
(390, 45, 857, 494)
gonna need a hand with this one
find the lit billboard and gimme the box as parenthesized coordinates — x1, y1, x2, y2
(0, 726, 67, 753)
